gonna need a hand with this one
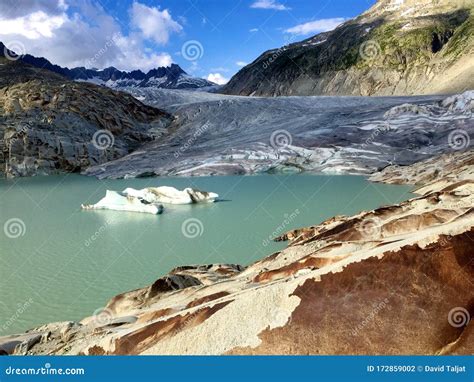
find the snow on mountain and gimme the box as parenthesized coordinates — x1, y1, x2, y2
(1, 43, 216, 91)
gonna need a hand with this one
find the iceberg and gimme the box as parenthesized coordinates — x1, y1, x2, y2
(81, 190, 163, 215)
(122, 186, 219, 205)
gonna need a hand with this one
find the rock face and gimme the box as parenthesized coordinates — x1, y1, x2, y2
(222, 0, 474, 96)
(122, 186, 219, 205)
(0, 57, 172, 177)
(84, 88, 473, 179)
(81, 190, 164, 215)
(369, 149, 474, 190)
(3, 150, 472, 355)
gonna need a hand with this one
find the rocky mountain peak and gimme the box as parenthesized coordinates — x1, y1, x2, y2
(0, 41, 215, 90)
(362, 0, 473, 20)
(222, 0, 474, 97)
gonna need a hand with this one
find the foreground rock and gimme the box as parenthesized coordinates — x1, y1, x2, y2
(122, 186, 219, 205)
(81, 190, 164, 215)
(3, 150, 472, 355)
(85, 89, 473, 179)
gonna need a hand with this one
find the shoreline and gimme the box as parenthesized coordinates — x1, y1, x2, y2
(0, 171, 412, 334)
(1, 149, 472, 355)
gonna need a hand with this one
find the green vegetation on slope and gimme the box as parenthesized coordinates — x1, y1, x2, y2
(352, 9, 472, 70)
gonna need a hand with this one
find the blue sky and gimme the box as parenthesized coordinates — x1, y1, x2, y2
(0, 0, 376, 83)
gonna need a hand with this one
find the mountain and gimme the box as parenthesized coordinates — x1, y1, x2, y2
(222, 0, 474, 96)
(0, 42, 215, 90)
(0, 52, 171, 177)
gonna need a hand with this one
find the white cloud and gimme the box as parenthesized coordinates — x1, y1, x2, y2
(0, 0, 66, 19)
(236, 61, 247, 67)
(250, 0, 290, 11)
(0, 11, 65, 39)
(112, 33, 173, 70)
(130, 2, 182, 45)
(0, 1, 179, 72)
(249, 28, 259, 32)
(207, 73, 228, 85)
(284, 18, 346, 36)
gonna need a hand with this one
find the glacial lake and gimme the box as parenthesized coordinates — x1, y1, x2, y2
(0, 174, 413, 334)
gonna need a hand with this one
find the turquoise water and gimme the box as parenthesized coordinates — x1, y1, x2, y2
(0, 174, 413, 334)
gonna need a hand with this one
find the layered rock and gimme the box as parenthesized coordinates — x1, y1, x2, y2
(0, 57, 171, 177)
(2, 150, 472, 355)
(222, 0, 474, 96)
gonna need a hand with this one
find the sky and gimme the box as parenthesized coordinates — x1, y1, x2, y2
(0, 0, 376, 84)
